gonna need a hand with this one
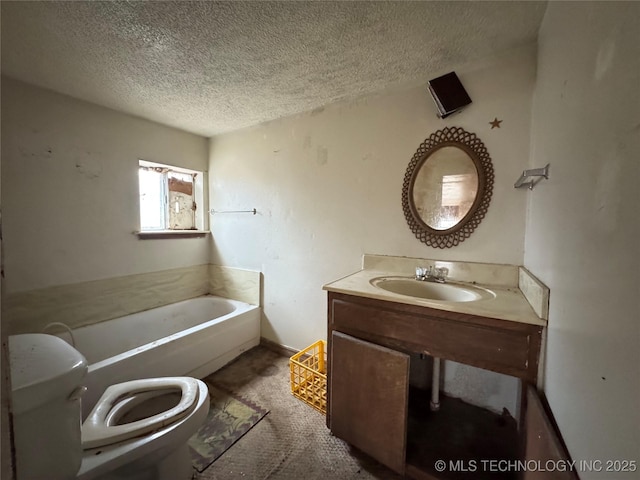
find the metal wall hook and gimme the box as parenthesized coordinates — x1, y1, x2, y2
(514, 163, 550, 190)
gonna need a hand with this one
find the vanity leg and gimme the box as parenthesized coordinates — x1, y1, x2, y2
(430, 357, 441, 411)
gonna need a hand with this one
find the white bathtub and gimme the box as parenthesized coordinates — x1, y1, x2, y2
(61, 295, 260, 418)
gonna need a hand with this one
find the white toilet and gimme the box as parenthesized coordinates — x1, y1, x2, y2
(9, 334, 210, 480)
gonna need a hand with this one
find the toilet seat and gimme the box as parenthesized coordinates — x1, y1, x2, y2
(82, 377, 200, 449)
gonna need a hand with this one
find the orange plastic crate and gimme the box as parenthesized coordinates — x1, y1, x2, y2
(289, 340, 327, 414)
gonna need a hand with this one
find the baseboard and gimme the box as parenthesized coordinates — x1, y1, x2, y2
(260, 336, 298, 358)
(523, 386, 579, 480)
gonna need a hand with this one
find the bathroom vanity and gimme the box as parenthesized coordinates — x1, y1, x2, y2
(323, 256, 548, 479)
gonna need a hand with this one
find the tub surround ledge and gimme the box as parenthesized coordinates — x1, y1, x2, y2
(209, 265, 261, 306)
(5, 265, 210, 334)
(5, 263, 262, 335)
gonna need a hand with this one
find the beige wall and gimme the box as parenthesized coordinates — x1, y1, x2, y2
(209, 47, 536, 413)
(209, 46, 536, 351)
(1, 78, 210, 296)
(3, 4, 638, 468)
(0, 80, 209, 476)
(1, 46, 537, 418)
(526, 3, 639, 475)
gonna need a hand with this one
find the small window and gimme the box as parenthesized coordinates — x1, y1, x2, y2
(138, 160, 206, 233)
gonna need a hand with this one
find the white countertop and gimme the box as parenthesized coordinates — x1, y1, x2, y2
(323, 269, 546, 327)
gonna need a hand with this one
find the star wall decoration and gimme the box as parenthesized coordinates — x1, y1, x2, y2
(489, 117, 503, 129)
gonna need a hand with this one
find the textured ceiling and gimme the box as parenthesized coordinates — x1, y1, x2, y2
(1, 1, 547, 137)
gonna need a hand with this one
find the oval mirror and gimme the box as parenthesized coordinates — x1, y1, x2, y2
(402, 127, 494, 248)
(412, 146, 479, 230)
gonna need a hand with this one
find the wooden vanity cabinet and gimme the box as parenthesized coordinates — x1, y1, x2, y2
(326, 291, 544, 478)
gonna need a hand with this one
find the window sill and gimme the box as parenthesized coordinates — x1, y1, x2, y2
(136, 230, 210, 239)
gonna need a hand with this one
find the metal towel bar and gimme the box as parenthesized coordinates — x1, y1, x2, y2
(209, 208, 257, 215)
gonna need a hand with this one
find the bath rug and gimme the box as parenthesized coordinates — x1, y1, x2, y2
(188, 384, 269, 472)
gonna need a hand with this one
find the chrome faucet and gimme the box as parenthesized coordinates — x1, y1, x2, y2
(415, 266, 431, 280)
(415, 266, 448, 283)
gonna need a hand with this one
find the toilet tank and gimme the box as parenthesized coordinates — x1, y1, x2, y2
(10, 333, 88, 480)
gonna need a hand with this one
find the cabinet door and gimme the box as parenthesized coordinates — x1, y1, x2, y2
(330, 331, 409, 474)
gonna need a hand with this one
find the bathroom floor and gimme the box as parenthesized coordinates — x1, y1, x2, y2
(406, 388, 518, 480)
(196, 345, 402, 480)
(196, 346, 518, 480)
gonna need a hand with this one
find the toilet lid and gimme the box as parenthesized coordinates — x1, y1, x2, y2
(82, 377, 200, 449)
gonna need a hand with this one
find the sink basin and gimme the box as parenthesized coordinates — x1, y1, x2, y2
(370, 276, 494, 302)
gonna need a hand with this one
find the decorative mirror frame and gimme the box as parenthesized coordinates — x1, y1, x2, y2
(402, 126, 494, 248)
